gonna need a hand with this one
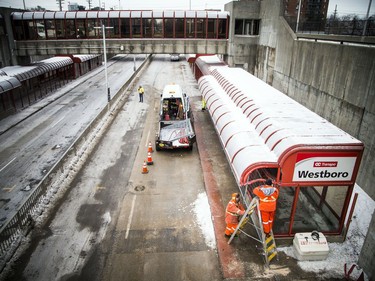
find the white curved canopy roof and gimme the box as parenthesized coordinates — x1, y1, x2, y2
(199, 66, 362, 185)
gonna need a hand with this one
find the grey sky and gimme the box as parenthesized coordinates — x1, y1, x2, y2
(0, 0, 373, 17)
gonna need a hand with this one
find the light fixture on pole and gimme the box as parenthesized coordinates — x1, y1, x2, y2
(95, 24, 113, 103)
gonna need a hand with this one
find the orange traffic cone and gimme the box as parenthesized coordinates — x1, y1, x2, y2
(147, 152, 154, 165)
(148, 142, 153, 153)
(141, 160, 149, 174)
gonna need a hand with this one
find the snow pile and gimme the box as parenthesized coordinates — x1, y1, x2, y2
(192, 192, 217, 250)
(279, 184, 374, 280)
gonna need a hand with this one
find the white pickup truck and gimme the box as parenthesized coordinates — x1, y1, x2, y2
(155, 84, 195, 151)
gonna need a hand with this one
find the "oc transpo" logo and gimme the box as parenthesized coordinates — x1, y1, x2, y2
(313, 161, 338, 168)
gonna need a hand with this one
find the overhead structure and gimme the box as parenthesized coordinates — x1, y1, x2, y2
(11, 10, 229, 40)
(196, 55, 364, 239)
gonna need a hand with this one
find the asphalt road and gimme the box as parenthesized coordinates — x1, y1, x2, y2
(0, 55, 345, 281)
(0, 55, 144, 223)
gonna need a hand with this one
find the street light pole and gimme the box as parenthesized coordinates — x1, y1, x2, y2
(95, 24, 113, 103)
(102, 24, 110, 103)
(296, 0, 302, 33)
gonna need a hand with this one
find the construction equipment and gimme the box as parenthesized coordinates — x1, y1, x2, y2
(228, 197, 278, 268)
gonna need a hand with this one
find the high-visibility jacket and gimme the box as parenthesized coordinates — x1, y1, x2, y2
(253, 185, 279, 212)
(138, 87, 144, 94)
(225, 199, 245, 224)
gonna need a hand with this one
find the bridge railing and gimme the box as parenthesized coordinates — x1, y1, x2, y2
(284, 16, 375, 37)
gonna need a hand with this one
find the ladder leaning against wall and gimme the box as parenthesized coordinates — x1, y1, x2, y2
(227, 195, 278, 267)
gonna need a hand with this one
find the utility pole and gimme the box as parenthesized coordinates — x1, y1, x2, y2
(296, 0, 302, 33)
(333, 5, 337, 21)
(94, 24, 114, 105)
(56, 0, 64, 11)
(363, 0, 373, 36)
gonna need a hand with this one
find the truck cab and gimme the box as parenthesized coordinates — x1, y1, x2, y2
(156, 84, 195, 150)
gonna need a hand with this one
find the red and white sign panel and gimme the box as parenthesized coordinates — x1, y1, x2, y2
(293, 153, 357, 182)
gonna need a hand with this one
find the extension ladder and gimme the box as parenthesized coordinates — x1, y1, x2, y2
(227, 197, 278, 267)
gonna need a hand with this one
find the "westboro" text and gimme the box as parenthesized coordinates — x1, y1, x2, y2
(298, 170, 349, 179)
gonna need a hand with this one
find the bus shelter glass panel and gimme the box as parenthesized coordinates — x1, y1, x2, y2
(218, 19, 227, 38)
(55, 19, 65, 39)
(76, 19, 86, 38)
(153, 18, 163, 38)
(196, 18, 206, 38)
(25, 20, 37, 40)
(175, 18, 184, 38)
(186, 18, 195, 38)
(13, 21, 25, 40)
(87, 19, 98, 38)
(273, 186, 294, 234)
(292, 185, 346, 233)
(207, 18, 216, 38)
(142, 18, 152, 38)
(120, 18, 130, 38)
(35, 20, 46, 39)
(45, 19, 56, 39)
(109, 18, 120, 38)
(66, 19, 77, 39)
(132, 18, 141, 38)
(164, 19, 174, 38)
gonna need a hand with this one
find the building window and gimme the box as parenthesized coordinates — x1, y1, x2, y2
(234, 19, 260, 35)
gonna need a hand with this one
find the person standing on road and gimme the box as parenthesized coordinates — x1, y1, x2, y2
(138, 85, 145, 102)
(225, 193, 245, 237)
(253, 179, 279, 237)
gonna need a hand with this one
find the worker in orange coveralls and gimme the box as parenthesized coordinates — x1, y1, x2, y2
(225, 193, 245, 237)
(253, 179, 279, 237)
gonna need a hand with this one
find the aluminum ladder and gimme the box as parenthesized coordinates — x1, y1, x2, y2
(227, 197, 278, 267)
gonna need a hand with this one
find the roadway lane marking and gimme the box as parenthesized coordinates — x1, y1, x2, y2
(0, 157, 16, 173)
(52, 117, 65, 128)
(125, 195, 137, 239)
(145, 130, 150, 147)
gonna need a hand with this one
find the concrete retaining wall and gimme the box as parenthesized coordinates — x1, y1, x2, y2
(267, 17, 375, 200)
(254, 0, 374, 278)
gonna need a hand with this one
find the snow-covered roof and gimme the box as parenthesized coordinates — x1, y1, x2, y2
(0, 75, 21, 94)
(198, 66, 363, 185)
(199, 75, 278, 184)
(210, 67, 361, 154)
(195, 55, 227, 76)
(73, 54, 101, 63)
(0, 57, 73, 81)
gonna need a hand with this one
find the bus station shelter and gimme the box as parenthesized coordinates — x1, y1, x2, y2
(198, 65, 364, 239)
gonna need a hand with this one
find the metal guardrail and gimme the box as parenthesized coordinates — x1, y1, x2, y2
(0, 54, 152, 269)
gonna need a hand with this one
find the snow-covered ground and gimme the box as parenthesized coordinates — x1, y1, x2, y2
(192, 184, 374, 280)
(279, 183, 374, 280)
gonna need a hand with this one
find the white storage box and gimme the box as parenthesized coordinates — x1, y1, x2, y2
(293, 231, 329, 261)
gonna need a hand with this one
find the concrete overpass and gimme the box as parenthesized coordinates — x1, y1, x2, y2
(14, 39, 228, 57)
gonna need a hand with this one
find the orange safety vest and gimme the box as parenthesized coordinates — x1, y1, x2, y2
(225, 199, 245, 224)
(253, 185, 279, 212)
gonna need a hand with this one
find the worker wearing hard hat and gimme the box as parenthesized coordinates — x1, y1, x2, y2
(225, 193, 245, 237)
(253, 179, 279, 237)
